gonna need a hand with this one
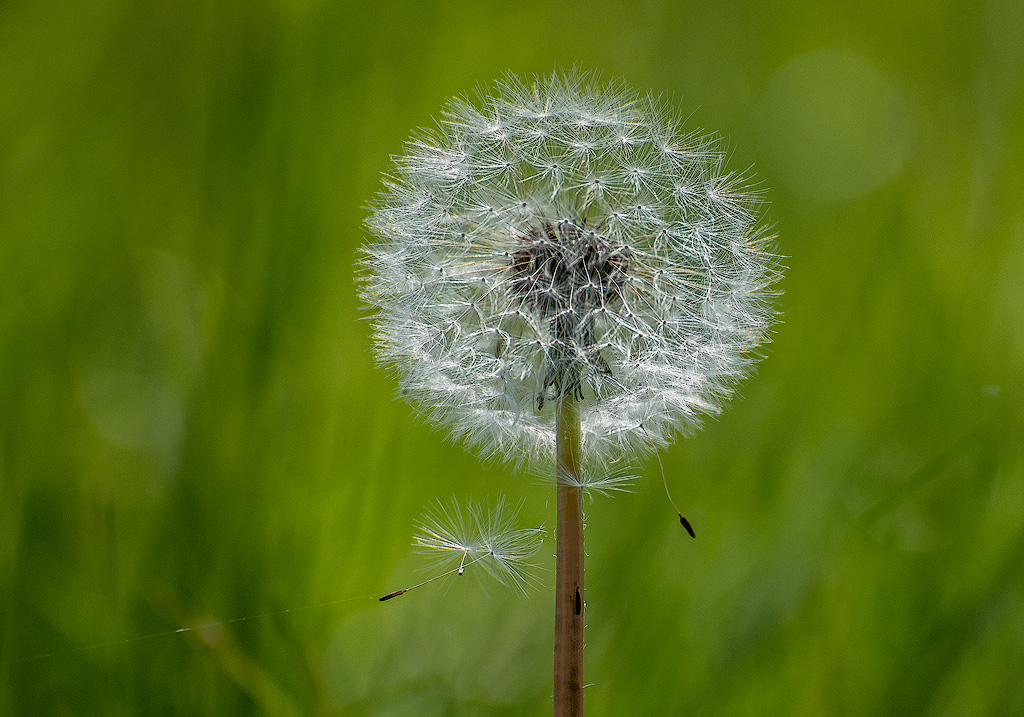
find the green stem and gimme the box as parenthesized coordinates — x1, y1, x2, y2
(554, 395, 584, 716)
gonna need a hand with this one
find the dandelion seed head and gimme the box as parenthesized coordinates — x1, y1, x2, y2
(363, 70, 782, 473)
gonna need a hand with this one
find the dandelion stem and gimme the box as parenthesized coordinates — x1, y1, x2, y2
(555, 394, 584, 717)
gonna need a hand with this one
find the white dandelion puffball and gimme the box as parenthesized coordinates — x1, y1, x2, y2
(363, 71, 781, 474)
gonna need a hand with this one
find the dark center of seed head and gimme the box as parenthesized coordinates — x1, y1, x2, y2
(508, 218, 627, 405)
(509, 219, 629, 317)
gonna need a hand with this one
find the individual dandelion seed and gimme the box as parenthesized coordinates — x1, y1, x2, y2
(414, 496, 545, 594)
(362, 69, 782, 717)
(379, 496, 544, 602)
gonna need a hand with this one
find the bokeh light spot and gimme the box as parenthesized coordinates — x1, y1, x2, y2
(757, 49, 913, 202)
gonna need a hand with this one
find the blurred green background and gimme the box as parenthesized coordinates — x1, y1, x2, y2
(2, 0, 1022, 714)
